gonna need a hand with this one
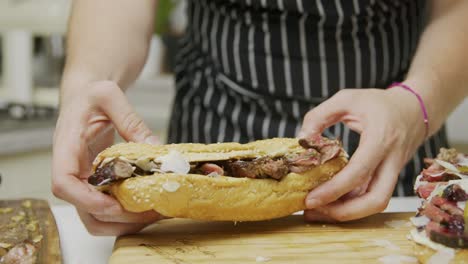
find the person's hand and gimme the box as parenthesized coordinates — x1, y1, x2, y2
(299, 88, 426, 222)
(52, 80, 162, 235)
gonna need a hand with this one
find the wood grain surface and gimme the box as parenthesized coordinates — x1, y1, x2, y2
(111, 213, 427, 264)
(0, 199, 61, 263)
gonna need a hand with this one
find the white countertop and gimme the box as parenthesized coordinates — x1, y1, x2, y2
(50, 197, 422, 264)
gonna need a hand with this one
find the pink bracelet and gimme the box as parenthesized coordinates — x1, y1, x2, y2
(388, 82, 429, 138)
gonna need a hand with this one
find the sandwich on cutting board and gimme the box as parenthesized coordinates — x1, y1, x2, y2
(88, 136, 348, 221)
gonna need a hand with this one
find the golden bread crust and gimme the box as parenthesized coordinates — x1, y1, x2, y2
(92, 138, 348, 221)
(109, 157, 347, 221)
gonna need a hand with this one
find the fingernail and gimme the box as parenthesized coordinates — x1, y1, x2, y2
(103, 204, 121, 215)
(145, 136, 160, 145)
(306, 198, 320, 209)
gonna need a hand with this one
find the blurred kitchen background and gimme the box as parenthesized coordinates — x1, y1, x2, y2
(0, 0, 186, 204)
(0, 0, 467, 205)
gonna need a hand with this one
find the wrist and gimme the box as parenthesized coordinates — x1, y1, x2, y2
(385, 87, 427, 142)
(399, 77, 446, 137)
(387, 82, 429, 138)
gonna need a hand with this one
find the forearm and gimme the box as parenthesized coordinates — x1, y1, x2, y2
(61, 0, 157, 99)
(404, 0, 468, 136)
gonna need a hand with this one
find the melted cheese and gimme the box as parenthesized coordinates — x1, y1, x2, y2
(413, 174, 424, 193)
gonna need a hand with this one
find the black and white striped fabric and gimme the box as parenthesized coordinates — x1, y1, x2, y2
(167, 0, 449, 196)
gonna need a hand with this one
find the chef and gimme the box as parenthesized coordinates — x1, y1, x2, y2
(52, 0, 468, 235)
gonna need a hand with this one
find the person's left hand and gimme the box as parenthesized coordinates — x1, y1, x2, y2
(299, 88, 427, 222)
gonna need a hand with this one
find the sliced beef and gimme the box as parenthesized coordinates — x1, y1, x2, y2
(298, 136, 322, 149)
(89, 136, 344, 185)
(442, 184, 468, 202)
(416, 182, 441, 199)
(260, 159, 290, 180)
(224, 158, 289, 180)
(420, 161, 446, 181)
(298, 136, 341, 164)
(319, 144, 342, 163)
(88, 159, 134, 186)
(421, 168, 446, 182)
(420, 165, 459, 182)
(421, 197, 465, 234)
(287, 149, 320, 173)
(198, 163, 224, 176)
(431, 196, 464, 216)
(421, 202, 453, 223)
(298, 136, 340, 151)
(426, 221, 468, 248)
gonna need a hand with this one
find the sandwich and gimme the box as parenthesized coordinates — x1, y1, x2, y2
(410, 148, 468, 263)
(88, 137, 348, 221)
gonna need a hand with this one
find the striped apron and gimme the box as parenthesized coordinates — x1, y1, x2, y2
(167, 0, 449, 196)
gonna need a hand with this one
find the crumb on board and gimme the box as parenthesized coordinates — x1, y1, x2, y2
(384, 220, 411, 229)
(256, 256, 271, 262)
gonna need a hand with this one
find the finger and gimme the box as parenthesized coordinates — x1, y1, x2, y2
(52, 107, 119, 209)
(342, 174, 373, 200)
(314, 152, 401, 221)
(305, 131, 386, 209)
(298, 91, 351, 137)
(77, 210, 148, 236)
(53, 175, 123, 215)
(87, 125, 115, 164)
(90, 81, 159, 144)
(93, 209, 162, 224)
(53, 128, 119, 213)
(303, 210, 337, 223)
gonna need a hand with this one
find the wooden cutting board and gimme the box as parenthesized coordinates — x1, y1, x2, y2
(0, 199, 61, 263)
(110, 213, 421, 264)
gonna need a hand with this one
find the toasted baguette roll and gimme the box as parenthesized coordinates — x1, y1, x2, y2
(90, 138, 348, 221)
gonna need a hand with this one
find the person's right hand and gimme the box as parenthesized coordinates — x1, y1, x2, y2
(52, 80, 162, 235)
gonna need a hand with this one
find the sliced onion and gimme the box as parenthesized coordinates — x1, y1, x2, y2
(427, 248, 455, 264)
(410, 215, 430, 227)
(426, 170, 447, 177)
(435, 159, 467, 178)
(99, 157, 115, 168)
(255, 256, 271, 262)
(413, 174, 425, 192)
(384, 220, 411, 229)
(370, 239, 400, 251)
(157, 151, 190, 174)
(378, 255, 417, 264)
(162, 181, 181, 192)
(435, 159, 459, 173)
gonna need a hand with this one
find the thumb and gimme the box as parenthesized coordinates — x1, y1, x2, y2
(298, 92, 349, 138)
(92, 81, 159, 144)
